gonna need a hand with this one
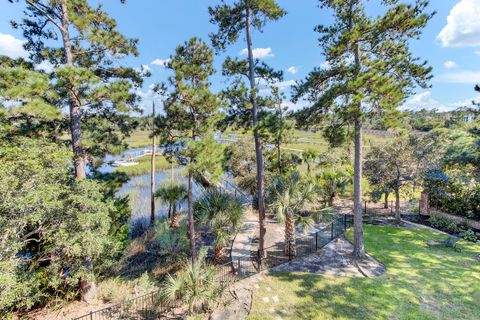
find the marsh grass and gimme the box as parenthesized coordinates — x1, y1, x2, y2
(115, 155, 173, 176)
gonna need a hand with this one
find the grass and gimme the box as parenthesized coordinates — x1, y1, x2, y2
(248, 225, 480, 320)
(125, 130, 153, 148)
(115, 155, 173, 176)
(124, 129, 390, 153)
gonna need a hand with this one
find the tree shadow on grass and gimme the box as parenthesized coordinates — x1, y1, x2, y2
(251, 225, 480, 320)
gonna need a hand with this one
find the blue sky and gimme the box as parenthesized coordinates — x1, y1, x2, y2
(1, 0, 480, 113)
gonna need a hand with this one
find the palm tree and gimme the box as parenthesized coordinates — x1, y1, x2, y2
(316, 169, 351, 206)
(267, 171, 317, 257)
(301, 148, 319, 175)
(194, 190, 244, 262)
(162, 249, 227, 314)
(155, 184, 187, 228)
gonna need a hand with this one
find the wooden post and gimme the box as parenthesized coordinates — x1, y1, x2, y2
(150, 102, 156, 226)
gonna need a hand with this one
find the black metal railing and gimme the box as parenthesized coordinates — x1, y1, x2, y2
(75, 214, 353, 319)
(217, 214, 353, 282)
(72, 290, 171, 320)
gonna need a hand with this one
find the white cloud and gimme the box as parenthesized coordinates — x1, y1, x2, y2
(437, 0, 480, 47)
(287, 66, 298, 74)
(0, 33, 27, 58)
(273, 79, 296, 90)
(35, 60, 54, 73)
(151, 58, 170, 67)
(402, 91, 479, 112)
(281, 100, 308, 112)
(240, 47, 274, 59)
(444, 60, 459, 69)
(319, 61, 331, 69)
(136, 83, 167, 115)
(438, 70, 480, 84)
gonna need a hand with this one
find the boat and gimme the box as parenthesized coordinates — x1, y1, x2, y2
(112, 159, 139, 167)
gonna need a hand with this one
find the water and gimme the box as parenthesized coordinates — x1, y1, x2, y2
(98, 147, 248, 228)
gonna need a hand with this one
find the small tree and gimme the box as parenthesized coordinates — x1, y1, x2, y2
(302, 148, 319, 175)
(267, 172, 316, 257)
(155, 184, 188, 228)
(365, 134, 418, 221)
(364, 147, 394, 209)
(194, 190, 244, 262)
(160, 38, 223, 264)
(316, 168, 351, 207)
(259, 88, 295, 174)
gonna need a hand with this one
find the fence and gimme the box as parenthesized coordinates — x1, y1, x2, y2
(75, 214, 353, 319)
(217, 214, 353, 283)
(72, 290, 172, 320)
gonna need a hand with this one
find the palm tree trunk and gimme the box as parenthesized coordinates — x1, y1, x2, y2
(171, 202, 179, 228)
(328, 195, 334, 207)
(245, 7, 266, 257)
(285, 216, 296, 258)
(214, 245, 224, 263)
(353, 116, 366, 258)
(187, 172, 196, 264)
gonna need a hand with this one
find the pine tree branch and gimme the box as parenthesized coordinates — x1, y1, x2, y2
(25, 0, 64, 33)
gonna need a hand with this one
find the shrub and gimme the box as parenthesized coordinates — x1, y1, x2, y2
(428, 216, 460, 233)
(162, 249, 228, 314)
(460, 228, 478, 242)
(98, 273, 158, 303)
(154, 219, 189, 262)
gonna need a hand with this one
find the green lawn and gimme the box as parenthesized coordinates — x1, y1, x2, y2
(248, 225, 480, 320)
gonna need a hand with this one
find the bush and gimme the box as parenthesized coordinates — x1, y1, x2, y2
(98, 272, 158, 303)
(460, 228, 478, 242)
(162, 249, 228, 314)
(428, 216, 460, 233)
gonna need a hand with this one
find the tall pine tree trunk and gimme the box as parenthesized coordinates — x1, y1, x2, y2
(395, 187, 401, 222)
(384, 191, 389, 209)
(187, 172, 196, 264)
(150, 103, 156, 226)
(277, 141, 281, 173)
(353, 117, 366, 258)
(59, 0, 93, 302)
(245, 8, 266, 256)
(352, 42, 365, 259)
(59, 0, 86, 179)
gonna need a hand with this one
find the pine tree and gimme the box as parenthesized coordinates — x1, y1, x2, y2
(9, 0, 144, 178)
(160, 38, 223, 264)
(209, 0, 285, 255)
(0, 56, 63, 140)
(258, 87, 295, 174)
(293, 0, 433, 257)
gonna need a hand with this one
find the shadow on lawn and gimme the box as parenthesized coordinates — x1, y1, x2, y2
(256, 225, 480, 320)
